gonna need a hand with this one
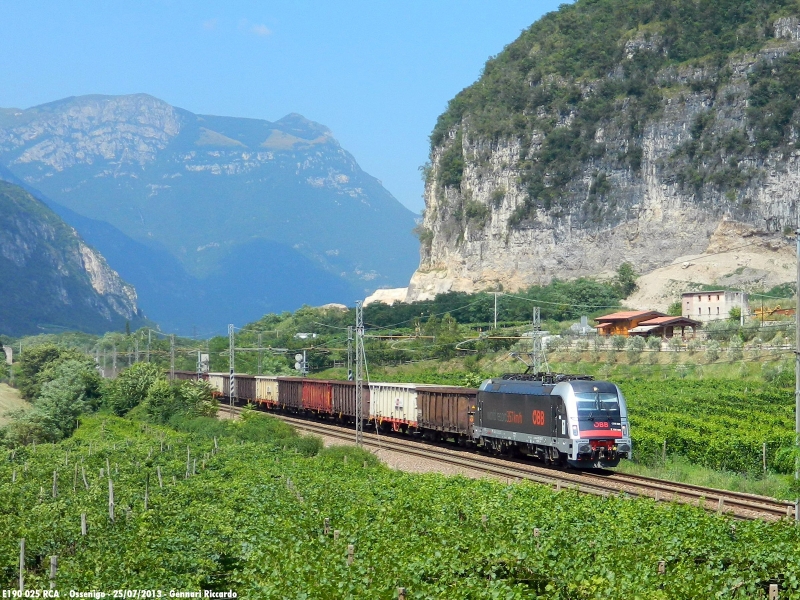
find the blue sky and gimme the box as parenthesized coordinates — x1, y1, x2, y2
(0, 1, 564, 213)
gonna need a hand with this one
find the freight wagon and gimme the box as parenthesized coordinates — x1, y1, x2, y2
(331, 380, 369, 422)
(277, 377, 305, 411)
(255, 376, 279, 407)
(416, 386, 476, 442)
(369, 382, 418, 431)
(302, 379, 333, 413)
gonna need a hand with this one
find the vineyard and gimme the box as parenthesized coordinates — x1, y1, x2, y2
(2, 414, 800, 598)
(619, 379, 798, 475)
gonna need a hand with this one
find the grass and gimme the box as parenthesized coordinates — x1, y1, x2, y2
(615, 455, 797, 500)
(0, 383, 29, 425)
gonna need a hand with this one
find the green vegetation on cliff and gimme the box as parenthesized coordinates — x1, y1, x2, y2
(431, 0, 799, 224)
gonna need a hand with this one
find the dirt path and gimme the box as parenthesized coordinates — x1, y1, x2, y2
(0, 384, 29, 425)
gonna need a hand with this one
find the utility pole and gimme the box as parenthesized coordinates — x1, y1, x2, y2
(112, 345, 117, 374)
(257, 333, 263, 376)
(169, 335, 175, 381)
(347, 326, 353, 381)
(795, 227, 800, 483)
(493, 292, 501, 329)
(531, 306, 549, 375)
(228, 324, 235, 416)
(134, 336, 139, 364)
(147, 330, 151, 363)
(355, 302, 364, 447)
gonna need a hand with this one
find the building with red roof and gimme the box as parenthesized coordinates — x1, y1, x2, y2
(594, 310, 701, 338)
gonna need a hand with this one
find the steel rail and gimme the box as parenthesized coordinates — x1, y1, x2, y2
(227, 406, 795, 521)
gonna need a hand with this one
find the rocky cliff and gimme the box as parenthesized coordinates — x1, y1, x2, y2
(408, 0, 800, 300)
(0, 181, 143, 336)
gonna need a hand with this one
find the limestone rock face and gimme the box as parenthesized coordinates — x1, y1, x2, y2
(407, 17, 800, 301)
(0, 180, 142, 335)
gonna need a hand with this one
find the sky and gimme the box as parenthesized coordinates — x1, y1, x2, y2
(0, 1, 565, 214)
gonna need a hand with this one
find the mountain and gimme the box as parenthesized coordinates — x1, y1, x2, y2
(408, 0, 800, 300)
(0, 180, 145, 336)
(0, 95, 419, 332)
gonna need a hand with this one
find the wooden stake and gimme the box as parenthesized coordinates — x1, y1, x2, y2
(193, 458, 196, 475)
(49, 556, 57, 590)
(19, 538, 24, 592)
(717, 497, 724, 513)
(481, 514, 487, 528)
(157, 466, 163, 489)
(108, 478, 115, 522)
(12, 469, 16, 483)
(172, 475, 176, 485)
(654, 490, 661, 502)
(187, 446, 191, 473)
(144, 474, 149, 511)
(769, 583, 779, 599)
(82, 466, 89, 490)
(763, 442, 767, 473)
(73, 463, 78, 492)
(324, 518, 330, 535)
(81, 513, 87, 536)
(397, 587, 406, 600)
(347, 544, 354, 565)
(100, 468, 104, 479)
(658, 561, 666, 575)
(534, 528, 540, 538)
(106, 456, 110, 476)
(52, 470, 58, 498)
(214, 437, 218, 450)
(65, 451, 69, 467)
(662, 440, 667, 463)
(334, 530, 340, 541)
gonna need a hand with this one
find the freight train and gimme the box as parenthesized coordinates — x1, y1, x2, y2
(174, 371, 631, 469)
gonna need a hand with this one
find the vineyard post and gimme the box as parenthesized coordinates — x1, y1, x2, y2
(108, 478, 115, 522)
(144, 474, 149, 510)
(73, 463, 77, 492)
(769, 583, 779, 599)
(52, 470, 57, 498)
(81, 513, 87, 535)
(19, 538, 24, 592)
(157, 466, 163, 489)
(662, 440, 667, 463)
(398, 588, 406, 600)
(49, 556, 57, 590)
(82, 466, 89, 490)
(347, 544, 355, 565)
(763, 442, 767, 473)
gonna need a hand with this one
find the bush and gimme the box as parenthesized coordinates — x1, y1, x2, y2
(611, 335, 626, 351)
(106, 362, 163, 416)
(727, 337, 744, 361)
(626, 336, 645, 364)
(705, 340, 721, 363)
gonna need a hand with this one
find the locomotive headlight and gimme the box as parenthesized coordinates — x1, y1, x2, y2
(622, 424, 628, 437)
(571, 425, 579, 437)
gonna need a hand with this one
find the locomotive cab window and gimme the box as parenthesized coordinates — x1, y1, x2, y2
(574, 392, 621, 418)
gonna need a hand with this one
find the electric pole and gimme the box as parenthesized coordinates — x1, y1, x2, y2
(355, 302, 364, 447)
(795, 227, 800, 484)
(134, 336, 139, 364)
(228, 324, 235, 416)
(347, 326, 353, 381)
(169, 335, 175, 380)
(532, 306, 549, 375)
(493, 292, 501, 329)
(147, 330, 151, 363)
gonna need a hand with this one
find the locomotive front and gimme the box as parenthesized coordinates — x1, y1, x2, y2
(553, 380, 631, 468)
(474, 374, 631, 469)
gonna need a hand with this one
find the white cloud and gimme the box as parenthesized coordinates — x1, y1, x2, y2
(251, 23, 272, 36)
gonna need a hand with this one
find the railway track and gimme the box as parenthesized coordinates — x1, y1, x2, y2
(225, 405, 797, 522)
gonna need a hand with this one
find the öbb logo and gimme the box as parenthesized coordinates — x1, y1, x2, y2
(532, 410, 545, 426)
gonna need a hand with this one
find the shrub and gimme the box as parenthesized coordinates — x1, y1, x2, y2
(705, 340, 721, 363)
(106, 362, 163, 416)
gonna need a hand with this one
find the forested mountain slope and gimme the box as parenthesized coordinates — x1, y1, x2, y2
(409, 0, 800, 299)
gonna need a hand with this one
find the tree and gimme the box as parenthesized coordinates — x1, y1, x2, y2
(705, 340, 721, 363)
(615, 263, 638, 297)
(611, 335, 626, 351)
(107, 362, 163, 415)
(728, 306, 742, 322)
(626, 336, 645, 363)
(667, 301, 683, 316)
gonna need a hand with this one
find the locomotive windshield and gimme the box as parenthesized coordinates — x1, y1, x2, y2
(574, 392, 621, 419)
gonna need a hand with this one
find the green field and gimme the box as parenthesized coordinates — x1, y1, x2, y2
(0, 383, 28, 426)
(2, 414, 800, 598)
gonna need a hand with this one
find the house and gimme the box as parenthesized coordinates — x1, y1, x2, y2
(681, 290, 749, 323)
(594, 311, 664, 337)
(594, 310, 700, 339)
(627, 315, 701, 339)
